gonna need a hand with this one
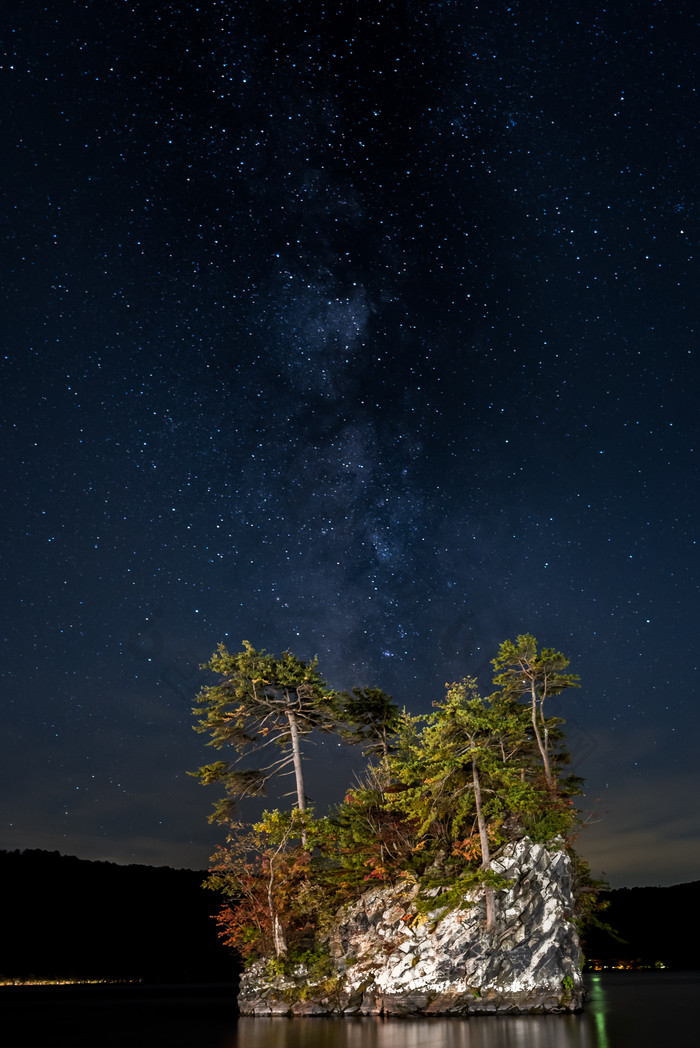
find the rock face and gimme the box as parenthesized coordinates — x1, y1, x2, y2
(238, 836, 584, 1016)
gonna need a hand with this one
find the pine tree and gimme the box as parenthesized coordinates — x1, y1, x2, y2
(329, 686, 402, 772)
(191, 641, 333, 824)
(491, 634, 580, 791)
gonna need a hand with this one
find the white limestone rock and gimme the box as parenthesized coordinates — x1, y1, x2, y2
(238, 836, 584, 1016)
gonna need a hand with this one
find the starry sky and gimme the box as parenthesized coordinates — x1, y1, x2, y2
(2, 0, 699, 888)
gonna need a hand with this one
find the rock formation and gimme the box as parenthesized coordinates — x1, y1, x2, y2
(238, 836, 584, 1015)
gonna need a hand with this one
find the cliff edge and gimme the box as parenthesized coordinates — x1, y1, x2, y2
(239, 836, 583, 1016)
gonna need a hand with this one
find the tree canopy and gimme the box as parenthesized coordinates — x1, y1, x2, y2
(491, 633, 580, 790)
(192, 635, 595, 962)
(328, 686, 402, 769)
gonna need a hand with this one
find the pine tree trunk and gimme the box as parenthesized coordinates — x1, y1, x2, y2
(286, 709, 307, 844)
(272, 910, 287, 958)
(530, 680, 553, 789)
(472, 758, 495, 931)
(268, 869, 287, 958)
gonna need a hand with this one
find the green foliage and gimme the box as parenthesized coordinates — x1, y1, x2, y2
(262, 954, 288, 980)
(569, 851, 613, 943)
(264, 945, 335, 982)
(492, 635, 580, 700)
(328, 686, 402, 766)
(413, 868, 507, 915)
(259, 947, 343, 1001)
(261, 946, 343, 1005)
(520, 798, 578, 842)
(388, 679, 545, 859)
(315, 761, 422, 889)
(192, 640, 333, 748)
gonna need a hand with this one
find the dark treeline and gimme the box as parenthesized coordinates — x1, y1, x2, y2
(585, 881, 700, 970)
(2, 848, 698, 980)
(0, 849, 239, 983)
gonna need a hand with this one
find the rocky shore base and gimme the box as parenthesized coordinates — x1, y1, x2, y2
(239, 837, 584, 1016)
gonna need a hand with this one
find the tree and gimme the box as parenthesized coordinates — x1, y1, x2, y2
(208, 810, 313, 960)
(318, 758, 420, 890)
(394, 680, 529, 930)
(329, 686, 402, 772)
(439, 680, 504, 929)
(191, 641, 333, 825)
(491, 634, 580, 791)
(192, 641, 335, 959)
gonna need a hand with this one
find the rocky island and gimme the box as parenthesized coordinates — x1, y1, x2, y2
(239, 836, 583, 1015)
(192, 636, 596, 1015)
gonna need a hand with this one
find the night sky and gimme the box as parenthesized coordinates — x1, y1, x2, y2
(2, 0, 699, 889)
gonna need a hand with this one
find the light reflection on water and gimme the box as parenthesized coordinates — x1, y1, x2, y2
(587, 973, 610, 1048)
(232, 1010, 600, 1048)
(228, 973, 700, 1048)
(8, 972, 699, 1047)
(585, 971, 699, 1046)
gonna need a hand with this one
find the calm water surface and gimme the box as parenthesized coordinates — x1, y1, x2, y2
(5, 972, 698, 1048)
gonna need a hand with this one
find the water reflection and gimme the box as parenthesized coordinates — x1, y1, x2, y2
(232, 1011, 603, 1048)
(11, 973, 700, 1047)
(586, 974, 610, 1048)
(227, 974, 700, 1048)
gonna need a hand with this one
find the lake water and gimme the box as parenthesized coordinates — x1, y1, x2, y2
(4, 972, 698, 1048)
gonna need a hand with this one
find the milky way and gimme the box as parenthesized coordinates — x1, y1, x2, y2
(2, 0, 699, 885)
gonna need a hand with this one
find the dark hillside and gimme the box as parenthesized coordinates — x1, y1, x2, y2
(583, 881, 700, 970)
(2, 849, 697, 979)
(0, 849, 238, 983)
